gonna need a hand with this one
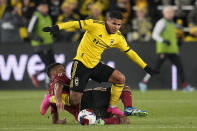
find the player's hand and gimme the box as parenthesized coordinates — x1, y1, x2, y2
(43, 25, 59, 35)
(144, 65, 159, 76)
(56, 101, 64, 112)
(55, 117, 66, 124)
(163, 39, 170, 45)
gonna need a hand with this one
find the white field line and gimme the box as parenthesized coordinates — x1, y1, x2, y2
(0, 126, 197, 130)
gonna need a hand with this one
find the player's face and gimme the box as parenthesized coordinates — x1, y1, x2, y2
(38, 4, 48, 15)
(106, 18, 122, 34)
(51, 65, 66, 78)
(55, 65, 65, 74)
(164, 9, 174, 20)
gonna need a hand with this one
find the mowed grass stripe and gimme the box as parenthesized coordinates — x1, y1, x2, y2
(0, 90, 196, 131)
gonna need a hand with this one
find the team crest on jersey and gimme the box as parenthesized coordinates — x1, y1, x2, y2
(110, 39, 114, 45)
(74, 77, 79, 86)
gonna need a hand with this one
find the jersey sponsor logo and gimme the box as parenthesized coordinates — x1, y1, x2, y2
(93, 38, 108, 48)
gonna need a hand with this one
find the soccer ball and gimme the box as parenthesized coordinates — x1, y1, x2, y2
(78, 109, 96, 125)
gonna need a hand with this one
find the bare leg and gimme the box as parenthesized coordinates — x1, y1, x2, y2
(108, 70, 125, 84)
(70, 90, 83, 106)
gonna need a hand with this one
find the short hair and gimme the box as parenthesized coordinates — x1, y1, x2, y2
(46, 63, 63, 78)
(107, 10, 123, 20)
(163, 5, 174, 14)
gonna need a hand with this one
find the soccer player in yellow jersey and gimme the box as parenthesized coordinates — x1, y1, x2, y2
(43, 10, 158, 116)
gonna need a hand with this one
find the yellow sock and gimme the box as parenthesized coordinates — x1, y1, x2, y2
(62, 94, 71, 106)
(50, 94, 71, 106)
(109, 84, 124, 106)
(50, 95, 56, 103)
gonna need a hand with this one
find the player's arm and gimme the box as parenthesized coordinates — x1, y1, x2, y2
(117, 35, 159, 75)
(152, 19, 170, 45)
(125, 49, 147, 68)
(54, 82, 64, 112)
(43, 19, 94, 34)
(52, 113, 66, 124)
(27, 15, 43, 42)
(126, 49, 158, 75)
(51, 104, 66, 124)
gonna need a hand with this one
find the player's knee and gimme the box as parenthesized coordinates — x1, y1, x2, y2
(70, 91, 83, 106)
(70, 98, 80, 106)
(118, 74, 125, 84)
(109, 70, 125, 84)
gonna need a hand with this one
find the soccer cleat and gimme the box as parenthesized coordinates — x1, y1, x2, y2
(31, 75, 40, 87)
(40, 94, 51, 115)
(95, 119, 105, 125)
(107, 107, 124, 116)
(183, 85, 195, 92)
(124, 107, 148, 117)
(138, 82, 147, 92)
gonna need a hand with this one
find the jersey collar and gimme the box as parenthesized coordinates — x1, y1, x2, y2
(105, 23, 111, 34)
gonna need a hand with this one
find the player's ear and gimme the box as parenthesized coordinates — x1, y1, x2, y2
(106, 16, 111, 22)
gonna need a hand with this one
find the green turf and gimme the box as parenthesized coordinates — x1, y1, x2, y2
(0, 90, 197, 131)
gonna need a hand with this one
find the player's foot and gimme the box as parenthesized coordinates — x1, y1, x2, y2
(107, 107, 124, 116)
(119, 116, 130, 124)
(40, 94, 51, 115)
(138, 82, 147, 92)
(183, 85, 195, 92)
(31, 75, 39, 87)
(95, 119, 105, 125)
(124, 107, 148, 117)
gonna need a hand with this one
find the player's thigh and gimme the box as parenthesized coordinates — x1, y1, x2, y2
(70, 90, 83, 106)
(70, 60, 90, 92)
(90, 63, 115, 82)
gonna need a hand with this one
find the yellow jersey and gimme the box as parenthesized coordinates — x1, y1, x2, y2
(57, 19, 147, 69)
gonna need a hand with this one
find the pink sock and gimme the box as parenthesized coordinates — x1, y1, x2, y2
(182, 82, 188, 88)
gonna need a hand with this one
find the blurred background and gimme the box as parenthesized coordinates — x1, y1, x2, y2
(0, 0, 197, 90)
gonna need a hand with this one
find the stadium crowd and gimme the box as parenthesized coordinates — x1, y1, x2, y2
(1, 0, 197, 43)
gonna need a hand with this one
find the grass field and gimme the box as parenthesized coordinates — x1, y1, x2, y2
(0, 90, 197, 131)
